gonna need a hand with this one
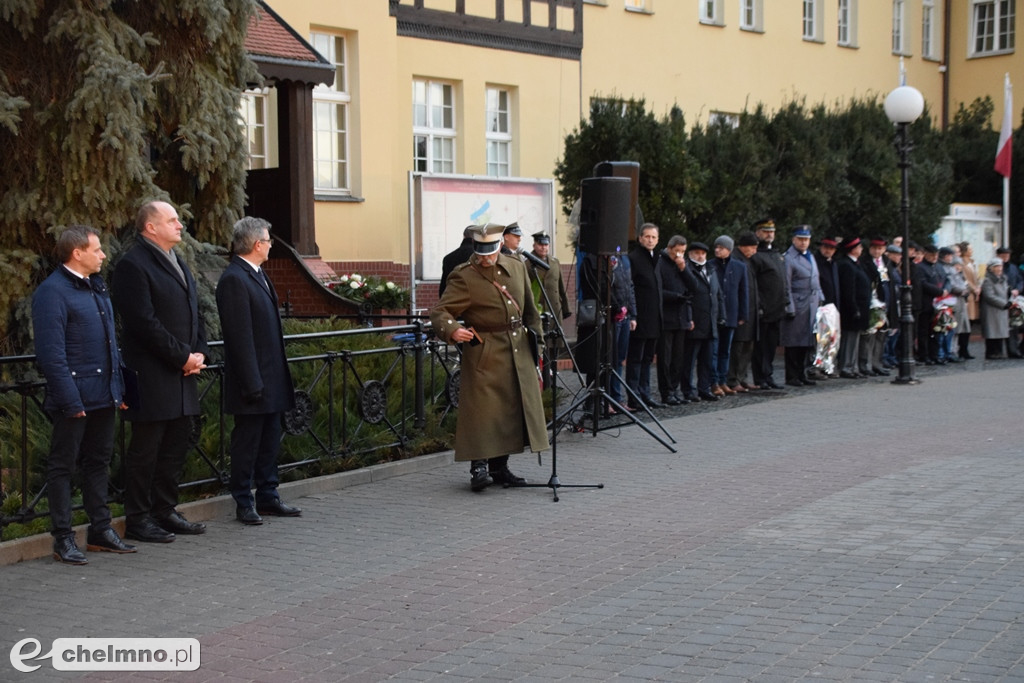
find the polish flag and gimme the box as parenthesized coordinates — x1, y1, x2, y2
(995, 74, 1013, 178)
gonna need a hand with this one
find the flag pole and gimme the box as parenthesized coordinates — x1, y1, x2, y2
(995, 73, 1013, 247)
(1005, 175, 1012, 249)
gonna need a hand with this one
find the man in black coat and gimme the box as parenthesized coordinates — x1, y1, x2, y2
(438, 225, 476, 298)
(913, 244, 948, 364)
(748, 219, 790, 390)
(814, 237, 841, 307)
(679, 242, 725, 402)
(112, 200, 210, 543)
(656, 236, 692, 405)
(216, 217, 302, 525)
(626, 223, 664, 409)
(836, 236, 873, 377)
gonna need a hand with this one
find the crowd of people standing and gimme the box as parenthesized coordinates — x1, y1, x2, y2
(578, 220, 1024, 413)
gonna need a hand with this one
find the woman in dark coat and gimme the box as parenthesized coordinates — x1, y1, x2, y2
(836, 237, 872, 378)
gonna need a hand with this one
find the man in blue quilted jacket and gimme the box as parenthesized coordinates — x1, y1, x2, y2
(32, 225, 136, 564)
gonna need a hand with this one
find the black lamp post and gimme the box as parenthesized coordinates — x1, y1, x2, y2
(884, 82, 925, 385)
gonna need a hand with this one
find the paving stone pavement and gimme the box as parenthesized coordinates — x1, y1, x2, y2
(3, 358, 1024, 682)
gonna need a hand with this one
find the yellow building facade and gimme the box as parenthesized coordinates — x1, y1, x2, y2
(259, 0, 1020, 276)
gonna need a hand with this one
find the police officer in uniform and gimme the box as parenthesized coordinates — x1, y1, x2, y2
(430, 224, 550, 491)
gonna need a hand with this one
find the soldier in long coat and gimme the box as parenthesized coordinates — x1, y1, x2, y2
(431, 223, 549, 492)
(779, 226, 823, 386)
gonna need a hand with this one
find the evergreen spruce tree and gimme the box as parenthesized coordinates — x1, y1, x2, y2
(0, 0, 257, 349)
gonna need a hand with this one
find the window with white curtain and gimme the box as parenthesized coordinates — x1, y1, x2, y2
(413, 79, 456, 173)
(311, 32, 351, 193)
(485, 87, 512, 177)
(239, 89, 269, 170)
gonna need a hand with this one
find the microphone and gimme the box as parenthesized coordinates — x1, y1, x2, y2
(516, 248, 550, 271)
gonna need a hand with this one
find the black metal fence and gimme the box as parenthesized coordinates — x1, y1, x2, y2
(0, 320, 462, 536)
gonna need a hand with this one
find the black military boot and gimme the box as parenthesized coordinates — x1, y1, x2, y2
(470, 460, 492, 492)
(489, 455, 526, 488)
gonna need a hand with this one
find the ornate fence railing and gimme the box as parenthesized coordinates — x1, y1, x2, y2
(0, 319, 462, 537)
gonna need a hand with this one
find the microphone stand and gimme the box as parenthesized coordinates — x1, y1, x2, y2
(521, 309, 603, 502)
(517, 248, 585, 391)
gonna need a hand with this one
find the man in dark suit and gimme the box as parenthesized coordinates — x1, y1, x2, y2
(626, 223, 664, 409)
(112, 200, 210, 543)
(439, 225, 475, 297)
(216, 217, 301, 525)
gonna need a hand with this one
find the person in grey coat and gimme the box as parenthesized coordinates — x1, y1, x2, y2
(780, 226, 823, 386)
(981, 259, 1013, 359)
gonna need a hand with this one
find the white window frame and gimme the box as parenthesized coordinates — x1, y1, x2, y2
(740, 0, 764, 31)
(485, 87, 512, 178)
(892, 0, 908, 54)
(803, 0, 824, 41)
(240, 88, 270, 171)
(970, 0, 1016, 56)
(700, 0, 723, 25)
(413, 79, 456, 174)
(838, 0, 858, 46)
(311, 32, 351, 195)
(625, 0, 652, 13)
(922, 0, 938, 58)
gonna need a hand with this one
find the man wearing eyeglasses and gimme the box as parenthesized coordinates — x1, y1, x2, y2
(216, 217, 301, 525)
(112, 200, 210, 544)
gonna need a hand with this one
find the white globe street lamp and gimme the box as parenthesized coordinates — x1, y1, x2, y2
(885, 82, 925, 385)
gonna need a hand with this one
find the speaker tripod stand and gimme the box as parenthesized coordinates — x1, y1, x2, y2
(558, 252, 676, 452)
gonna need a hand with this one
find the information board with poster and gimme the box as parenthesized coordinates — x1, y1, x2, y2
(409, 173, 556, 291)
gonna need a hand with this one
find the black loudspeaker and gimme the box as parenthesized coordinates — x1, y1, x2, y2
(579, 176, 631, 255)
(594, 161, 640, 240)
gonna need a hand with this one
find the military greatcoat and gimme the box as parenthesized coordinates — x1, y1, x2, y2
(431, 254, 550, 461)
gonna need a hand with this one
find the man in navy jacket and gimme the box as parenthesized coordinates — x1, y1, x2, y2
(710, 235, 748, 395)
(112, 200, 210, 543)
(33, 225, 136, 564)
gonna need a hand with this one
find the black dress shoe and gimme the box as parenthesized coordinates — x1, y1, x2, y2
(125, 518, 175, 543)
(53, 536, 88, 565)
(697, 392, 719, 402)
(839, 371, 860, 379)
(154, 511, 206, 535)
(663, 394, 682, 406)
(490, 465, 526, 487)
(256, 499, 302, 517)
(765, 381, 785, 390)
(86, 528, 137, 554)
(800, 378, 817, 386)
(236, 506, 264, 525)
(643, 397, 665, 409)
(785, 379, 803, 387)
(873, 368, 892, 375)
